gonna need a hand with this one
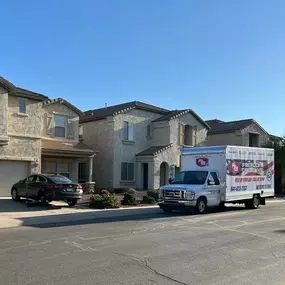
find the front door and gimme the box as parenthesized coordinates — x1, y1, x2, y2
(142, 163, 148, 190)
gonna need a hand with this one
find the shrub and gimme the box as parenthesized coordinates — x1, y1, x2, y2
(147, 189, 159, 202)
(90, 194, 121, 209)
(141, 195, 157, 205)
(121, 192, 137, 206)
(101, 189, 110, 195)
(127, 188, 137, 195)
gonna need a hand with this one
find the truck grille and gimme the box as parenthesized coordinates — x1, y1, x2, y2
(163, 190, 184, 199)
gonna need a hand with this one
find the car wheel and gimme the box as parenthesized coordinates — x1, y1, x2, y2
(245, 195, 260, 209)
(11, 188, 20, 201)
(195, 198, 207, 214)
(39, 193, 48, 205)
(67, 199, 77, 207)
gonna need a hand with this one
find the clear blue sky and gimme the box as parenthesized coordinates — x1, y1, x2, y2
(1, 0, 285, 136)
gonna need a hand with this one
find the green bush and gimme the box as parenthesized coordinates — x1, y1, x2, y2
(90, 194, 121, 209)
(147, 189, 159, 202)
(127, 188, 137, 195)
(121, 192, 137, 205)
(141, 195, 157, 205)
(101, 189, 110, 195)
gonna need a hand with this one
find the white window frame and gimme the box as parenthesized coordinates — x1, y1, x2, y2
(123, 121, 134, 141)
(18, 98, 27, 114)
(54, 115, 66, 138)
(121, 162, 135, 181)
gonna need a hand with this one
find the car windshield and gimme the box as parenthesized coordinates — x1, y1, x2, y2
(170, 171, 208, 185)
(49, 176, 73, 184)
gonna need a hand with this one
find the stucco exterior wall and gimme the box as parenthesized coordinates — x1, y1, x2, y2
(151, 121, 171, 146)
(82, 117, 115, 189)
(113, 109, 162, 189)
(206, 132, 243, 146)
(0, 136, 41, 174)
(242, 124, 269, 146)
(0, 87, 9, 141)
(42, 102, 79, 140)
(8, 95, 42, 138)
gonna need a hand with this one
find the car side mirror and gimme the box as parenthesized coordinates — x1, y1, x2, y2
(168, 178, 172, 184)
(208, 180, 215, 186)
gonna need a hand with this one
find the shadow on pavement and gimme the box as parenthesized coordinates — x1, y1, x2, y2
(17, 205, 246, 229)
(0, 198, 71, 212)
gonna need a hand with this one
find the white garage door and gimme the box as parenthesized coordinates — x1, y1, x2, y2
(0, 161, 29, 196)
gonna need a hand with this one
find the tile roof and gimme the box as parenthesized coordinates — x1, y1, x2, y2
(206, 119, 268, 135)
(80, 101, 169, 123)
(41, 139, 96, 155)
(0, 76, 48, 100)
(136, 144, 173, 156)
(42, 98, 83, 115)
(152, 109, 209, 128)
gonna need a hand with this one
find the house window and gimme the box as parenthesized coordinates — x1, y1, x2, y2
(179, 124, 185, 145)
(46, 162, 71, 178)
(147, 124, 151, 137)
(19, 99, 26, 114)
(121, 162, 135, 181)
(123, 121, 134, 141)
(78, 163, 86, 182)
(249, 133, 260, 147)
(55, 115, 66, 138)
(182, 124, 197, 146)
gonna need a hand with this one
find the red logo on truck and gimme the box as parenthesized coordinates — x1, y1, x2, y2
(196, 158, 208, 167)
(228, 161, 241, 175)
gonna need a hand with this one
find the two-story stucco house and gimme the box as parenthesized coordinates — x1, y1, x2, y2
(80, 101, 209, 191)
(0, 76, 95, 196)
(205, 119, 270, 147)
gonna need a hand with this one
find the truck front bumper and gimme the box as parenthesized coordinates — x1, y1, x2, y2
(158, 199, 197, 211)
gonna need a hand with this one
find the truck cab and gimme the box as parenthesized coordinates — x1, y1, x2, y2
(158, 170, 223, 214)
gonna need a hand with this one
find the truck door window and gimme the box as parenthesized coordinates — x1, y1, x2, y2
(209, 172, 220, 185)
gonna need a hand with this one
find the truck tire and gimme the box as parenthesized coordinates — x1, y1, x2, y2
(195, 197, 207, 214)
(245, 194, 260, 209)
(160, 206, 172, 213)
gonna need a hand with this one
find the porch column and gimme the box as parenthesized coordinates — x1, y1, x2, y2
(89, 155, 94, 182)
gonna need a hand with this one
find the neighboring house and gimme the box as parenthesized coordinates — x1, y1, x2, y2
(0, 76, 95, 196)
(80, 101, 209, 190)
(205, 119, 270, 147)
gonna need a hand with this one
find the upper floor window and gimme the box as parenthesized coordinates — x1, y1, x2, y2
(180, 124, 197, 146)
(249, 133, 260, 147)
(55, 115, 66, 138)
(123, 121, 134, 141)
(19, 99, 26, 114)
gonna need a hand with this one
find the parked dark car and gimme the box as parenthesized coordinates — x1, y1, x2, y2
(11, 174, 83, 206)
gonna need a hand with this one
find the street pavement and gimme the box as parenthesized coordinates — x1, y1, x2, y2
(1, 202, 285, 284)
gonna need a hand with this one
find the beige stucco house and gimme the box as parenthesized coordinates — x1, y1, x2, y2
(0, 76, 95, 196)
(205, 119, 270, 147)
(80, 101, 209, 190)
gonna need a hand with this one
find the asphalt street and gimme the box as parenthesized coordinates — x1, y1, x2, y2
(1, 202, 285, 285)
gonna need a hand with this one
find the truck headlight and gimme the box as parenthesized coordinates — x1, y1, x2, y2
(185, 191, 195, 200)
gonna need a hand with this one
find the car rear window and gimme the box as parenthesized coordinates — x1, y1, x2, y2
(49, 176, 73, 184)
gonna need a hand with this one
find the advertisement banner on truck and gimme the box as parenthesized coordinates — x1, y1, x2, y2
(226, 151, 274, 193)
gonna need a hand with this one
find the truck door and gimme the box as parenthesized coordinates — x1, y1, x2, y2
(206, 172, 221, 206)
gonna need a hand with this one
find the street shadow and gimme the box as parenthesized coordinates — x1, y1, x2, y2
(273, 229, 285, 234)
(0, 198, 73, 212)
(17, 204, 246, 229)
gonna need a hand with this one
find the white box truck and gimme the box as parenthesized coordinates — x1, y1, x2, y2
(158, 145, 274, 214)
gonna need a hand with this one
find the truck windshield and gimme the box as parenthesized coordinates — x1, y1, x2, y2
(170, 171, 208, 185)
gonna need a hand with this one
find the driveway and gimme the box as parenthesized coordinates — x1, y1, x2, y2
(1, 200, 285, 284)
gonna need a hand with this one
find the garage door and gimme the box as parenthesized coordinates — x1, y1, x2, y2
(0, 161, 29, 196)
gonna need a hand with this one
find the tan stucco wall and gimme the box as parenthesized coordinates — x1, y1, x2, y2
(0, 136, 41, 174)
(8, 95, 42, 138)
(113, 109, 163, 189)
(0, 87, 9, 141)
(82, 117, 115, 189)
(151, 121, 171, 146)
(206, 132, 243, 146)
(206, 123, 269, 147)
(42, 102, 79, 140)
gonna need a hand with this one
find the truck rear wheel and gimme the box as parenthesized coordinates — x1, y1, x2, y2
(195, 198, 207, 214)
(245, 195, 260, 209)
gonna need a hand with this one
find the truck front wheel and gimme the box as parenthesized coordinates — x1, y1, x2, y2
(195, 198, 207, 214)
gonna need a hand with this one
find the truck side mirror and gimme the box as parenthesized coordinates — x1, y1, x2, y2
(168, 178, 172, 184)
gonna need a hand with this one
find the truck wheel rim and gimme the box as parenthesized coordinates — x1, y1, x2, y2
(253, 197, 259, 207)
(12, 190, 16, 199)
(199, 201, 205, 212)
